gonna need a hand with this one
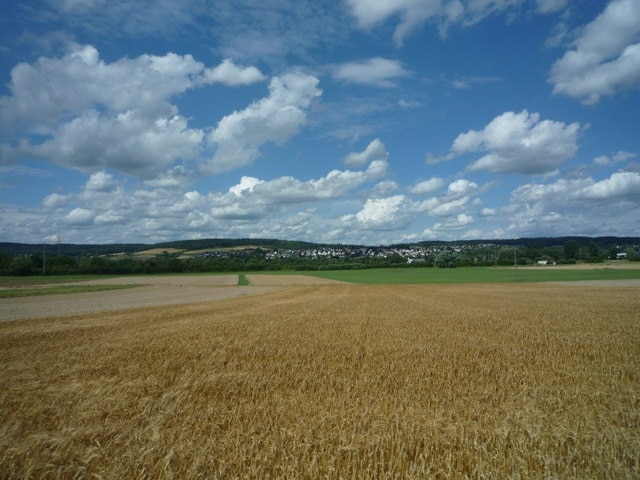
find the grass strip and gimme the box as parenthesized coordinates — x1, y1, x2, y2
(237, 274, 249, 286)
(0, 275, 120, 287)
(0, 284, 140, 298)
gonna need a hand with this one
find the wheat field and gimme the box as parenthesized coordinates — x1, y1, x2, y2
(1, 283, 639, 479)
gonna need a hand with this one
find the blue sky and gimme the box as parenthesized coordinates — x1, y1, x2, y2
(1, 0, 639, 245)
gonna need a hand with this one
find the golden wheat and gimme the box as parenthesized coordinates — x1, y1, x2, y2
(1, 283, 638, 479)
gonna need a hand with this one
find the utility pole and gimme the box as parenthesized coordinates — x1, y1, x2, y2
(43, 243, 46, 274)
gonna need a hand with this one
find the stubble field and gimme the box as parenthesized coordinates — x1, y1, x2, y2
(1, 281, 639, 478)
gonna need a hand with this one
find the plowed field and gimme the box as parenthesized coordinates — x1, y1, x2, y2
(1, 283, 639, 478)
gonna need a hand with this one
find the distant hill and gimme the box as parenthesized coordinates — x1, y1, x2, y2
(1, 236, 638, 257)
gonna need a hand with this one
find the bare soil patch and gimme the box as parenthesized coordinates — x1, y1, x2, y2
(0, 275, 278, 321)
(547, 278, 640, 287)
(132, 247, 183, 255)
(69, 275, 241, 287)
(246, 274, 348, 286)
(518, 261, 640, 270)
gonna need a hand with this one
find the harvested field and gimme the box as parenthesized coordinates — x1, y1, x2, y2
(0, 275, 347, 321)
(0, 276, 275, 321)
(1, 283, 639, 478)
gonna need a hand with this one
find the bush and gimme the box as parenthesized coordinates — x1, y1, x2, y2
(434, 250, 458, 268)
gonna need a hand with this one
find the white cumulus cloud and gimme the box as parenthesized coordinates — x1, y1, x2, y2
(0, 45, 268, 180)
(343, 138, 388, 167)
(343, 195, 410, 230)
(23, 109, 204, 179)
(549, 0, 640, 104)
(500, 171, 640, 236)
(409, 177, 444, 194)
(579, 171, 640, 200)
(206, 72, 322, 173)
(200, 59, 266, 86)
(65, 207, 94, 226)
(85, 171, 117, 192)
(42, 193, 70, 208)
(449, 110, 581, 174)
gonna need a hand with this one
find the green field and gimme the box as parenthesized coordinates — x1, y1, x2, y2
(301, 266, 640, 284)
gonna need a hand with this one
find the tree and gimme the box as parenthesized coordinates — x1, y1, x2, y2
(564, 239, 580, 260)
(387, 252, 405, 264)
(434, 250, 458, 268)
(49, 255, 79, 274)
(8, 255, 38, 276)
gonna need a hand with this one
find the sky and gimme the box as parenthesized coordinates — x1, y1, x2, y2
(1, 0, 639, 245)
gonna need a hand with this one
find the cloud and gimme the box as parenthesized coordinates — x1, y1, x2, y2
(200, 59, 266, 86)
(345, 0, 444, 46)
(448, 75, 502, 90)
(85, 171, 117, 192)
(41, 0, 200, 38)
(342, 195, 411, 230)
(206, 72, 322, 173)
(448, 110, 581, 174)
(0, 45, 273, 180)
(219, 158, 388, 208)
(437, 213, 474, 229)
(332, 58, 410, 87)
(535, 0, 569, 14)
(421, 213, 477, 239)
(499, 171, 640, 236)
(22, 109, 204, 179)
(594, 150, 636, 166)
(18, 158, 389, 243)
(579, 171, 640, 200)
(549, 0, 640, 104)
(345, 0, 564, 45)
(447, 178, 479, 196)
(343, 138, 388, 167)
(65, 207, 94, 226)
(1, 45, 203, 131)
(229, 176, 264, 196)
(372, 180, 400, 196)
(144, 166, 195, 189)
(207, 1, 350, 63)
(42, 193, 70, 208)
(415, 178, 479, 217)
(409, 177, 444, 194)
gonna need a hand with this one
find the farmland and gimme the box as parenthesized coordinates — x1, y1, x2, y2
(1, 279, 638, 478)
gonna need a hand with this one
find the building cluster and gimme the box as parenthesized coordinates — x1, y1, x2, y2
(263, 244, 485, 262)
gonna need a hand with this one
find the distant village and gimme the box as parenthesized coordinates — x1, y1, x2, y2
(195, 243, 487, 263)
